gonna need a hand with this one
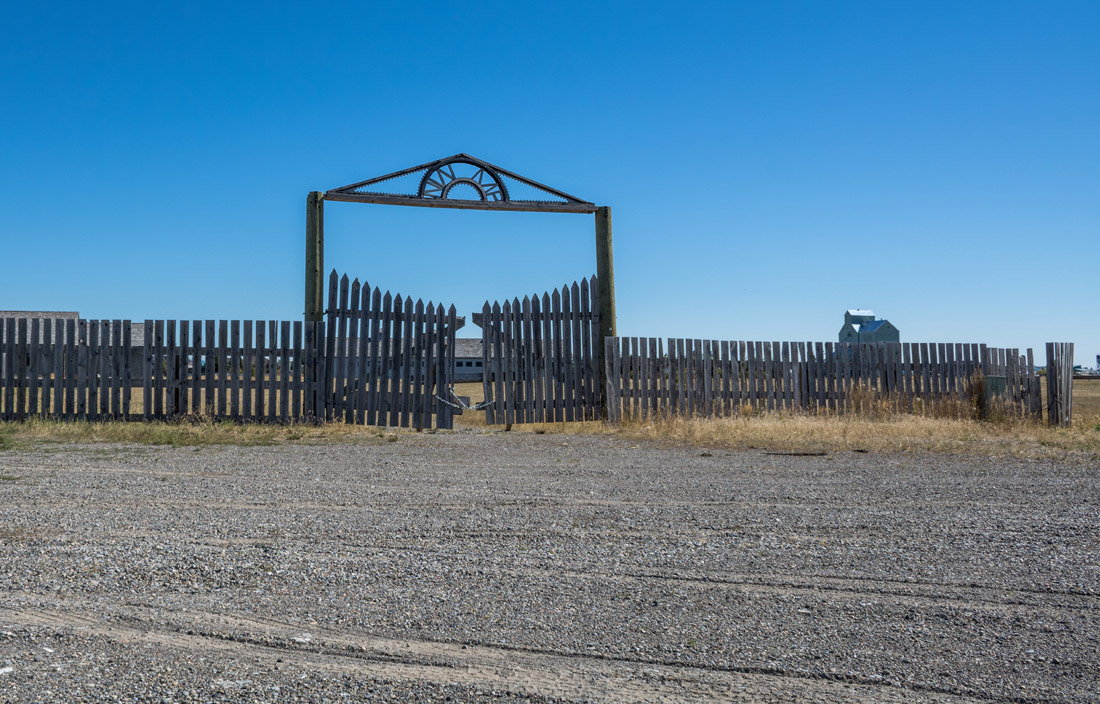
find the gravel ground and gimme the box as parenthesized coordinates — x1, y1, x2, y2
(1, 430, 1097, 703)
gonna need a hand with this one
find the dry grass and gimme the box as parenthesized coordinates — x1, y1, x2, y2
(1, 380, 1096, 461)
(1070, 377, 1100, 417)
(452, 383, 1100, 462)
(602, 413, 1099, 461)
(0, 417, 401, 449)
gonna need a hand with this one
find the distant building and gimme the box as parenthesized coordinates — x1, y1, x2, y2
(453, 338, 485, 382)
(838, 309, 899, 344)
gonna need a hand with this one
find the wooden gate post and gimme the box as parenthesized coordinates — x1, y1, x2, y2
(305, 192, 325, 322)
(595, 206, 616, 418)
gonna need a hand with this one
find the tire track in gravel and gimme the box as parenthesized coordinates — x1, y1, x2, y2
(483, 566, 1099, 613)
(76, 529, 1090, 612)
(24, 527, 1095, 612)
(3, 604, 993, 704)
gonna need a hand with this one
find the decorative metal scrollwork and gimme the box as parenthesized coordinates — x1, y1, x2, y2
(325, 153, 596, 213)
(418, 158, 510, 202)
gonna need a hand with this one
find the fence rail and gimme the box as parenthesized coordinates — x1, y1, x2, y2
(605, 338, 1068, 424)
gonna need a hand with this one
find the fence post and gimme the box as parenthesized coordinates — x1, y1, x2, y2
(305, 191, 325, 322)
(594, 207, 615, 419)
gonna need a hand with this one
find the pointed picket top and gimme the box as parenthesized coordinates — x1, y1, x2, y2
(349, 279, 361, 313)
(338, 275, 351, 317)
(324, 153, 597, 214)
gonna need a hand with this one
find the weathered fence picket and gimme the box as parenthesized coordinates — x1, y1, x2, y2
(1046, 342, 1074, 427)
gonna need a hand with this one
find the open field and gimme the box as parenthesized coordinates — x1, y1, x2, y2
(1068, 377, 1100, 417)
(1, 433, 1098, 703)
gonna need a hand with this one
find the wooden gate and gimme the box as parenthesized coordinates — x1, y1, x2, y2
(323, 271, 460, 429)
(478, 276, 600, 425)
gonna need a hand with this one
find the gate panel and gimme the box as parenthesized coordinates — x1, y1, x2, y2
(324, 271, 457, 429)
(480, 276, 599, 425)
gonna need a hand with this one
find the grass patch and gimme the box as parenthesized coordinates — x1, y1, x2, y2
(600, 412, 1100, 461)
(1070, 378, 1100, 417)
(2, 379, 1096, 460)
(0, 418, 402, 449)
(476, 410, 1100, 462)
(0, 425, 14, 450)
(453, 381, 1100, 460)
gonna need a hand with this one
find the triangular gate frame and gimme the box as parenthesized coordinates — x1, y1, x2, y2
(325, 153, 598, 213)
(306, 153, 616, 419)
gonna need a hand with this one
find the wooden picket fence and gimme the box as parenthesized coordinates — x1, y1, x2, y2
(605, 339, 1067, 424)
(478, 276, 600, 425)
(0, 317, 318, 423)
(0, 273, 459, 428)
(1045, 342, 1074, 427)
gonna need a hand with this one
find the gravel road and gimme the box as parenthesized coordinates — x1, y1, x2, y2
(1, 431, 1097, 703)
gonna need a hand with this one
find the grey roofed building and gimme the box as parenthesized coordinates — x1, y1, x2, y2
(839, 309, 900, 344)
(453, 338, 485, 382)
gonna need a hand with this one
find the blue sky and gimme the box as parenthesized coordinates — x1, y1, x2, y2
(2, 2, 1097, 365)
